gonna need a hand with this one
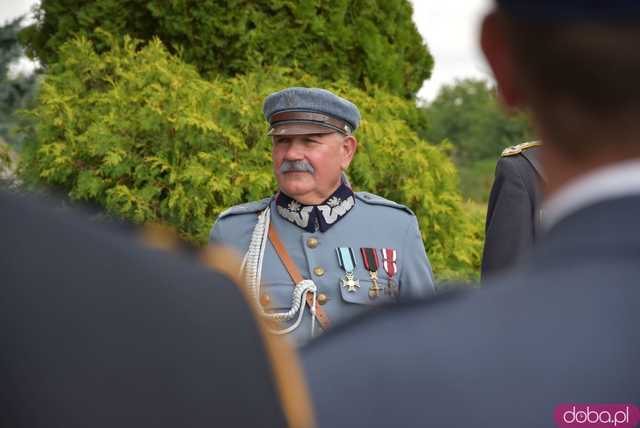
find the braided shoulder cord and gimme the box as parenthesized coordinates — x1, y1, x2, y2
(242, 207, 270, 304)
(241, 207, 317, 335)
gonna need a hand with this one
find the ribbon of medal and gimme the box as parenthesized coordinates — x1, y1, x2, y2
(381, 248, 398, 297)
(360, 247, 383, 299)
(336, 247, 359, 292)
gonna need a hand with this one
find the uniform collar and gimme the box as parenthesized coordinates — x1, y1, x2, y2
(275, 183, 355, 233)
(542, 158, 640, 231)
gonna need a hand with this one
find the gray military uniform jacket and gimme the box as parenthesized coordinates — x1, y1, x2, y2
(210, 189, 435, 346)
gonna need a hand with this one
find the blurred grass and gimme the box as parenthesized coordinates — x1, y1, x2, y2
(458, 157, 497, 203)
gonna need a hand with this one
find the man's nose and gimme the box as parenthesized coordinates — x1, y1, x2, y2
(283, 139, 306, 160)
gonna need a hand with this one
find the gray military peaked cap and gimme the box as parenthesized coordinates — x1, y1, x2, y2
(263, 87, 361, 136)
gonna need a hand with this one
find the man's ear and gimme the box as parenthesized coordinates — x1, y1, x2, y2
(340, 135, 357, 170)
(481, 11, 526, 109)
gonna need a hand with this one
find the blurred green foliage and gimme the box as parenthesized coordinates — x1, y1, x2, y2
(458, 158, 499, 203)
(1, 16, 39, 147)
(419, 78, 535, 203)
(20, 0, 433, 99)
(419, 78, 533, 163)
(19, 35, 481, 280)
(0, 140, 14, 178)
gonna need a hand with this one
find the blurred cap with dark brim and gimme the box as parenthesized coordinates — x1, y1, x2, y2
(496, 0, 640, 22)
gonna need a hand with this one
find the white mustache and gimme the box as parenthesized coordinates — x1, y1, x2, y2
(279, 160, 315, 174)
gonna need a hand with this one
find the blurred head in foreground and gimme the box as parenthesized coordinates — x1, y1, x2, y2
(482, 0, 640, 195)
(0, 189, 313, 428)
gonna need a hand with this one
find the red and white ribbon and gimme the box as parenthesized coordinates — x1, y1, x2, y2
(381, 248, 397, 279)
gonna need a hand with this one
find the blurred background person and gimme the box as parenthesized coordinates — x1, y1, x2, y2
(482, 140, 544, 278)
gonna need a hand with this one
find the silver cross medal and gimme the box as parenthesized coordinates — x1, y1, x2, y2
(340, 271, 360, 292)
(337, 247, 360, 293)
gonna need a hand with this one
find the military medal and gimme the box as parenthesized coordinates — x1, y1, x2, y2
(381, 248, 398, 297)
(360, 247, 383, 299)
(336, 247, 359, 292)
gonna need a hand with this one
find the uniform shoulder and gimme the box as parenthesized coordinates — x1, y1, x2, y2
(501, 141, 542, 157)
(217, 197, 272, 220)
(354, 192, 414, 216)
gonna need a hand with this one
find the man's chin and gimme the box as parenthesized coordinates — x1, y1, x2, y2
(279, 173, 311, 184)
(278, 182, 315, 199)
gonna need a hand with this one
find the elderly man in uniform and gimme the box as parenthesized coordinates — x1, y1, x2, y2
(210, 87, 434, 346)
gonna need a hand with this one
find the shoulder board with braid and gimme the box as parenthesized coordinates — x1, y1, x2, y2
(217, 197, 272, 220)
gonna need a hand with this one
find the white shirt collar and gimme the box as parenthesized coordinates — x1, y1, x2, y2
(542, 159, 640, 230)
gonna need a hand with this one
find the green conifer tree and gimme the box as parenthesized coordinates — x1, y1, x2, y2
(20, 0, 432, 98)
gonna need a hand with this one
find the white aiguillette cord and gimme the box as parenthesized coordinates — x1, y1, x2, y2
(242, 207, 330, 336)
(267, 219, 331, 334)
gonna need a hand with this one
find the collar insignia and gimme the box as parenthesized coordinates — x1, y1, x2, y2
(276, 183, 355, 232)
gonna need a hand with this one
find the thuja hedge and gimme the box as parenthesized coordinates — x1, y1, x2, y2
(19, 35, 481, 280)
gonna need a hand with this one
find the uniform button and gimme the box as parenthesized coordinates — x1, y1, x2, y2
(317, 293, 329, 305)
(306, 237, 319, 248)
(259, 293, 271, 307)
(313, 267, 325, 277)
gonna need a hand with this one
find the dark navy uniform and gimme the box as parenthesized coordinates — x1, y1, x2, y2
(482, 141, 544, 278)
